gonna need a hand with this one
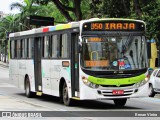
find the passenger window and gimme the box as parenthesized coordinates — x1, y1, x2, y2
(24, 39, 28, 58)
(14, 40, 17, 58)
(29, 38, 34, 58)
(51, 35, 59, 58)
(11, 40, 15, 59)
(61, 34, 69, 58)
(44, 36, 50, 58)
(20, 40, 23, 58)
(22, 39, 25, 58)
(26, 38, 29, 58)
(17, 40, 21, 59)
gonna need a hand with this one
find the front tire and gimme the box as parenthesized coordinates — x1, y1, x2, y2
(25, 77, 35, 98)
(148, 84, 155, 97)
(113, 98, 127, 107)
(62, 82, 73, 106)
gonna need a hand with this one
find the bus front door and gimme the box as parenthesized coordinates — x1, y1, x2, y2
(34, 37, 42, 93)
(71, 33, 79, 97)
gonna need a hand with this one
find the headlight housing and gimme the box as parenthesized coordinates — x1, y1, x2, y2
(134, 76, 149, 88)
(82, 76, 99, 89)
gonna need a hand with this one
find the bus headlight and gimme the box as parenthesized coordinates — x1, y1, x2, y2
(82, 76, 99, 89)
(134, 76, 149, 88)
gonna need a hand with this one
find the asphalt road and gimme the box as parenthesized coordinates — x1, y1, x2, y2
(0, 65, 160, 119)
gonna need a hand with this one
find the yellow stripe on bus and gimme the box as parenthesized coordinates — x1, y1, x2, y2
(71, 97, 80, 100)
(36, 92, 42, 96)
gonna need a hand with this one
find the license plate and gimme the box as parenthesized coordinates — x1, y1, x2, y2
(112, 90, 124, 95)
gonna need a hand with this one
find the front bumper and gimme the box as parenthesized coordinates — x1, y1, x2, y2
(80, 82, 149, 100)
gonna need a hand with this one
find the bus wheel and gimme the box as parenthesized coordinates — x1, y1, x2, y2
(113, 98, 127, 107)
(25, 77, 35, 98)
(148, 84, 155, 97)
(62, 82, 72, 106)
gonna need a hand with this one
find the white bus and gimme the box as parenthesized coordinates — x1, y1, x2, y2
(9, 18, 149, 107)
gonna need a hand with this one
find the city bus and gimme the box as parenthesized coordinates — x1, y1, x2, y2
(9, 18, 149, 107)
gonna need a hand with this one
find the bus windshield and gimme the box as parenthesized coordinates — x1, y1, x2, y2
(81, 35, 148, 71)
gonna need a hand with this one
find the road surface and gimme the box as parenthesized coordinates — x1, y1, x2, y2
(0, 65, 160, 119)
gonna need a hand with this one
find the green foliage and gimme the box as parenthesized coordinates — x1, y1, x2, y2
(139, 0, 159, 39)
(0, 0, 159, 41)
(89, 0, 160, 40)
(44, 3, 66, 24)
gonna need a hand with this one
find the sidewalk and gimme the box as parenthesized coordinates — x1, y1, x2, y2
(0, 61, 9, 67)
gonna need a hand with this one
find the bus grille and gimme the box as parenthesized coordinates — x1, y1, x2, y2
(100, 83, 135, 87)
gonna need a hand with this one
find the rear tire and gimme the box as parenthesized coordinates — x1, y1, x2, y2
(62, 82, 73, 106)
(25, 77, 35, 98)
(113, 98, 127, 107)
(148, 84, 155, 97)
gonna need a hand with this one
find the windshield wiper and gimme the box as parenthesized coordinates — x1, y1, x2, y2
(123, 34, 133, 52)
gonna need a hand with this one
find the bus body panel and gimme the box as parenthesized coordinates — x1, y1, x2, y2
(50, 59, 71, 98)
(17, 60, 26, 90)
(50, 60, 61, 96)
(9, 59, 19, 87)
(41, 59, 71, 97)
(41, 60, 51, 95)
(26, 60, 36, 92)
(58, 60, 72, 98)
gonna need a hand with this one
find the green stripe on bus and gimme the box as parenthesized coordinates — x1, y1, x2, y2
(88, 74, 145, 86)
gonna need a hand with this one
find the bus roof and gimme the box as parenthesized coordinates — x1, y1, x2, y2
(9, 22, 80, 38)
(9, 18, 145, 38)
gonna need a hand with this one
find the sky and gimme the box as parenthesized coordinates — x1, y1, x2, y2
(0, 0, 23, 14)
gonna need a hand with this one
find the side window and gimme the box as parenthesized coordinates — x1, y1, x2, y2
(24, 39, 28, 58)
(14, 40, 17, 58)
(17, 40, 21, 59)
(42, 37, 44, 58)
(11, 40, 15, 59)
(22, 39, 25, 58)
(61, 34, 69, 58)
(29, 38, 34, 58)
(20, 39, 23, 58)
(51, 35, 59, 58)
(44, 36, 50, 58)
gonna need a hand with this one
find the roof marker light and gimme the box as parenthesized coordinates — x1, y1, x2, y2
(43, 27, 49, 32)
(49, 26, 56, 31)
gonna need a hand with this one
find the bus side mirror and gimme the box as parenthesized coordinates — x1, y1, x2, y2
(78, 44, 82, 53)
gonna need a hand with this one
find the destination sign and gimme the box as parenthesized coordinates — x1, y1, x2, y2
(82, 21, 145, 31)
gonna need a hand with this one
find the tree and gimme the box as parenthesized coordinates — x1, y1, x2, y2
(8, 0, 160, 39)
(133, 0, 142, 17)
(10, 0, 41, 30)
(35, 0, 82, 22)
(0, 14, 19, 62)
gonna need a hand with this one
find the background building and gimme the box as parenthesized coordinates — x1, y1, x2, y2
(0, 11, 7, 18)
